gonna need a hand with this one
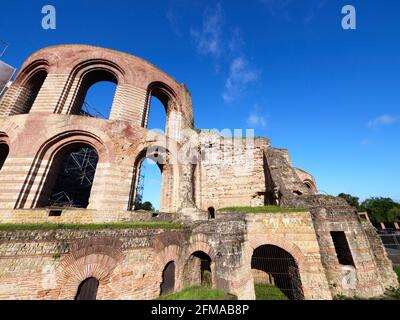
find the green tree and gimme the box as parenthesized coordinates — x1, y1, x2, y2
(338, 193, 360, 210)
(387, 207, 400, 224)
(361, 197, 399, 223)
(135, 201, 155, 211)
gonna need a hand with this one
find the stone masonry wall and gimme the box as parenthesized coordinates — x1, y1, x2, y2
(244, 212, 332, 300)
(195, 132, 271, 211)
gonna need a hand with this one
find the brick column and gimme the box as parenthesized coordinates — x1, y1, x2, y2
(109, 84, 147, 125)
(30, 74, 70, 114)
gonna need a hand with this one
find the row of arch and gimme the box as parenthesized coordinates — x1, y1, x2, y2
(7, 62, 174, 131)
(72, 245, 303, 300)
(0, 129, 173, 211)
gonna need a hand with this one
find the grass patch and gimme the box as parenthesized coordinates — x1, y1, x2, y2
(218, 206, 308, 214)
(157, 286, 226, 300)
(255, 284, 289, 300)
(0, 222, 182, 231)
(394, 266, 400, 284)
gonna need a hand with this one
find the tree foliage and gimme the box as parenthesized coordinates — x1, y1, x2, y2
(360, 197, 400, 223)
(338, 193, 361, 210)
(337, 194, 400, 223)
(135, 201, 155, 211)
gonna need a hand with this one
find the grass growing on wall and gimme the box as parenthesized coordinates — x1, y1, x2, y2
(218, 206, 308, 214)
(0, 222, 183, 231)
(157, 286, 226, 300)
(254, 284, 289, 300)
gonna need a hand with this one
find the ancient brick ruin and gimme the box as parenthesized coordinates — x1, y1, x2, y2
(0, 45, 397, 300)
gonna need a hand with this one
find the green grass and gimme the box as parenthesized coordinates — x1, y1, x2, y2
(0, 222, 182, 231)
(157, 286, 226, 300)
(254, 284, 289, 300)
(218, 206, 308, 214)
(394, 266, 400, 284)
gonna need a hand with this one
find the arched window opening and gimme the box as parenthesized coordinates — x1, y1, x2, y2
(72, 70, 118, 119)
(75, 277, 99, 300)
(160, 261, 176, 296)
(0, 144, 9, 170)
(143, 83, 175, 132)
(131, 158, 162, 211)
(145, 95, 167, 133)
(183, 251, 212, 288)
(304, 182, 312, 190)
(37, 143, 99, 209)
(208, 207, 215, 220)
(17, 70, 47, 114)
(251, 245, 304, 300)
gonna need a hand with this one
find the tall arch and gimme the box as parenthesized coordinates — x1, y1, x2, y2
(59, 59, 125, 117)
(14, 130, 107, 209)
(36, 142, 99, 208)
(129, 146, 176, 212)
(10, 61, 49, 115)
(69, 69, 118, 117)
(142, 82, 178, 133)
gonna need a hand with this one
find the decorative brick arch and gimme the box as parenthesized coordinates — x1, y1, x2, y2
(14, 130, 109, 209)
(182, 236, 218, 289)
(248, 235, 307, 274)
(3, 59, 50, 115)
(57, 59, 126, 115)
(142, 81, 181, 129)
(56, 237, 124, 300)
(186, 235, 217, 261)
(150, 244, 184, 293)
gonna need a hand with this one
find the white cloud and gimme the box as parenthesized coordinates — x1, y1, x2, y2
(223, 57, 259, 103)
(190, 4, 223, 57)
(367, 115, 399, 129)
(247, 105, 267, 128)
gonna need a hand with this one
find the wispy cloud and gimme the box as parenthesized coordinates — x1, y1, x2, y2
(259, 0, 327, 24)
(190, 4, 223, 57)
(259, 0, 294, 21)
(223, 57, 259, 103)
(166, 8, 182, 37)
(367, 115, 399, 129)
(247, 107, 267, 128)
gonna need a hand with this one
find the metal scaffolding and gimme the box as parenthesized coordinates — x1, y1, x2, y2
(48, 147, 99, 208)
(134, 161, 146, 208)
(80, 101, 106, 119)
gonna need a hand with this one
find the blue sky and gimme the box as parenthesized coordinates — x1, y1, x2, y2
(1, 0, 400, 208)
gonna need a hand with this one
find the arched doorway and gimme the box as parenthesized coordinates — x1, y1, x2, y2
(37, 143, 99, 208)
(0, 143, 9, 170)
(75, 277, 99, 300)
(251, 245, 304, 300)
(183, 251, 212, 288)
(160, 261, 176, 296)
